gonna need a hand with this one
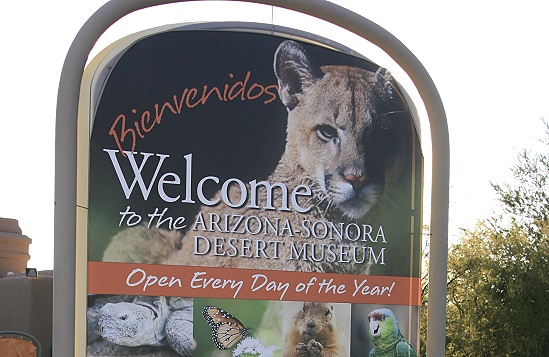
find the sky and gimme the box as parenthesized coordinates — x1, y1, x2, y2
(1, 1, 548, 270)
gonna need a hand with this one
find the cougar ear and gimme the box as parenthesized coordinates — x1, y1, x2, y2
(373, 67, 407, 118)
(373, 67, 396, 101)
(274, 40, 324, 110)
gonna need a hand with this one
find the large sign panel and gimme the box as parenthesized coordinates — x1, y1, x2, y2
(85, 28, 423, 357)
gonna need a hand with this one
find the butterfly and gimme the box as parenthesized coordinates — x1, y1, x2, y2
(202, 305, 251, 350)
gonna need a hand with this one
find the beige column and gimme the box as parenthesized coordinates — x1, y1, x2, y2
(0, 218, 31, 277)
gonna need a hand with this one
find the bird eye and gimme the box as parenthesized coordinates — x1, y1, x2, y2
(381, 315, 386, 321)
(316, 125, 338, 141)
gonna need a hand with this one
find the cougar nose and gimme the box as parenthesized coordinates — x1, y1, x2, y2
(345, 174, 367, 192)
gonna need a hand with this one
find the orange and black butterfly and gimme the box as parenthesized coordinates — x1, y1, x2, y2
(203, 306, 251, 350)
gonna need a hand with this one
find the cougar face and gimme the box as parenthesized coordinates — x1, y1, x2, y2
(275, 41, 405, 219)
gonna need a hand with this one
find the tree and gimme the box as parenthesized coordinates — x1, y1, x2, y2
(445, 120, 549, 355)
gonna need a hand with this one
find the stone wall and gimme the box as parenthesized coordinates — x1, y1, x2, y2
(0, 271, 53, 357)
(0, 218, 51, 356)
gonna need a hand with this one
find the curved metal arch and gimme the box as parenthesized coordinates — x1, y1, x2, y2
(55, 1, 448, 356)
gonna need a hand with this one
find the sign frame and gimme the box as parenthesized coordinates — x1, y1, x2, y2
(54, 1, 449, 356)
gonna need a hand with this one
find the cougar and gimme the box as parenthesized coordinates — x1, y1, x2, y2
(103, 40, 410, 274)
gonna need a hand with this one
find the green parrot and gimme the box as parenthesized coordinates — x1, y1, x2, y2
(367, 308, 417, 357)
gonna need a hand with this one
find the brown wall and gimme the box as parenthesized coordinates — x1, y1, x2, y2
(0, 274, 53, 357)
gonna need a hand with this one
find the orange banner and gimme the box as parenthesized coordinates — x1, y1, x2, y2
(88, 261, 421, 306)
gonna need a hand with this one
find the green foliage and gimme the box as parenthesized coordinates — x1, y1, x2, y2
(446, 222, 549, 355)
(445, 119, 549, 355)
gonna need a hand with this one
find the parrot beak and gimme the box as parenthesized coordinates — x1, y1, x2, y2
(370, 320, 381, 337)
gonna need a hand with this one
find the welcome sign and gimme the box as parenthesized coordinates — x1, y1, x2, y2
(85, 26, 423, 357)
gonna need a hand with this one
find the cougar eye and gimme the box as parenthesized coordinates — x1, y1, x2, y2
(316, 125, 338, 141)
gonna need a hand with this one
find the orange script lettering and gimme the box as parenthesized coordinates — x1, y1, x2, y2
(108, 71, 279, 155)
